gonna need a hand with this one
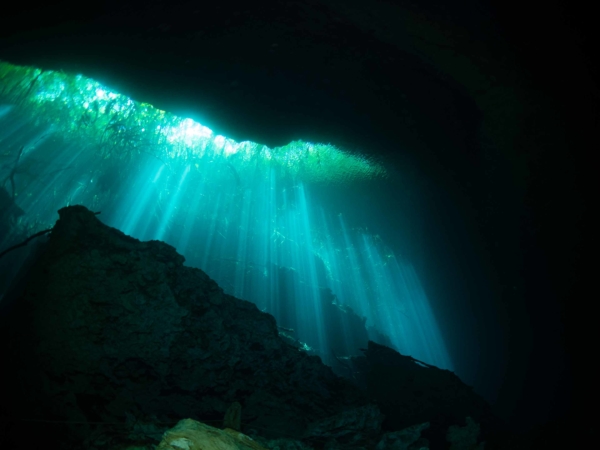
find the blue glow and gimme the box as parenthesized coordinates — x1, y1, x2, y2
(0, 82, 453, 373)
(118, 163, 165, 237)
(0, 105, 12, 118)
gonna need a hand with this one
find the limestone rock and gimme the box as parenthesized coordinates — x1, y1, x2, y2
(157, 418, 267, 450)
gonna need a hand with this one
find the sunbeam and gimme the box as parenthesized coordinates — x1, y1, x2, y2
(0, 60, 452, 372)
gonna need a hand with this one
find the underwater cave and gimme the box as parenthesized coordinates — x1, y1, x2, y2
(0, 1, 594, 449)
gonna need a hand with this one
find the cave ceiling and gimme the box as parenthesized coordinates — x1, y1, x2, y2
(2, 0, 592, 303)
(1, 0, 593, 272)
(0, 1, 520, 182)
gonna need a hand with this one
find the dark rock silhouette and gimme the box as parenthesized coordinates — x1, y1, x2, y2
(349, 341, 503, 448)
(0, 205, 503, 449)
(0, 205, 376, 448)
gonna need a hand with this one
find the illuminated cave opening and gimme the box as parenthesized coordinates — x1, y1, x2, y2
(0, 61, 452, 371)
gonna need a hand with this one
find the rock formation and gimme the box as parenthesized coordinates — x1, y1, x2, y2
(0, 205, 377, 448)
(0, 205, 503, 449)
(349, 341, 501, 448)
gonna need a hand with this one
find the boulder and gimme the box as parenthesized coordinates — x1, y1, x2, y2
(157, 418, 267, 450)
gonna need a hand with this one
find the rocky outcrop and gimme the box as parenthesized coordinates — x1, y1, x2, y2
(349, 341, 501, 447)
(0, 205, 376, 448)
(0, 205, 508, 449)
